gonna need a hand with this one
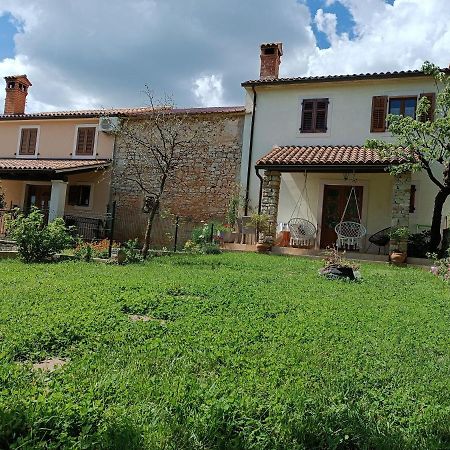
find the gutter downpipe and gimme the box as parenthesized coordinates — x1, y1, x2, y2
(244, 85, 257, 215)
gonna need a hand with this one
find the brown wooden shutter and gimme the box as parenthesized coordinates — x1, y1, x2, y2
(19, 128, 38, 155)
(315, 99, 329, 132)
(370, 96, 388, 132)
(76, 127, 96, 155)
(419, 93, 435, 122)
(301, 100, 314, 132)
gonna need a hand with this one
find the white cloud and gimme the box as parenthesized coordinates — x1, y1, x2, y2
(314, 9, 339, 45)
(192, 74, 225, 107)
(303, 0, 450, 76)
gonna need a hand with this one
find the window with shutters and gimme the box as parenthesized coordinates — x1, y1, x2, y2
(389, 97, 417, 119)
(17, 127, 39, 156)
(300, 98, 329, 133)
(370, 96, 388, 132)
(74, 126, 96, 156)
(67, 185, 92, 207)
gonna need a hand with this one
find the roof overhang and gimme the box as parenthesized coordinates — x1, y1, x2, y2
(255, 145, 405, 173)
(0, 158, 111, 180)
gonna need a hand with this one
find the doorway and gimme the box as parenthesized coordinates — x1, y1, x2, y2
(25, 184, 51, 222)
(320, 184, 363, 248)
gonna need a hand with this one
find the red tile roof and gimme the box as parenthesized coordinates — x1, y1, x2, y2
(0, 158, 111, 172)
(256, 145, 405, 168)
(242, 68, 450, 87)
(0, 106, 245, 121)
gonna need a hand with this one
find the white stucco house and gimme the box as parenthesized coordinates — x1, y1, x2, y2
(239, 42, 449, 253)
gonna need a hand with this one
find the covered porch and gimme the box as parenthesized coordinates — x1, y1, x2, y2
(255, 146, 411, 254)
(0, 158, 112, 239)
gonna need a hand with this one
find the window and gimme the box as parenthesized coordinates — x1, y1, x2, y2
(18, 128, 38, 155)
(75, 127, 96, 156)
(300, 98, 329, 133)
(68, 185, 91, 207)
(388, 97, 417, 118)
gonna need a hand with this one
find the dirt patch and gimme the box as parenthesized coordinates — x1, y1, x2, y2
(32, 357, 67, 372)
(128, 314, 166, 325)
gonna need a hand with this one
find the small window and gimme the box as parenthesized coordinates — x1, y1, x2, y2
(300, 98, 329, 133)
(389, 97, 417, 118)
(68, 185, 91, 207)
(75, 127, 96, 156)
(19, 128, 38, 155)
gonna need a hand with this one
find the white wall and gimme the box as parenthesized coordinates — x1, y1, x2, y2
(241, 76, 449, 228)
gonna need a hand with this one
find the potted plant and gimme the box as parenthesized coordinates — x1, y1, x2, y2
(250, 213, 272, 252)
(320, 247, 361, 281)
(389, 226, 410, 263)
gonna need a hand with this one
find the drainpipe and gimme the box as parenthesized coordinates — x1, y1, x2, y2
(255, 166, 263, 214)
(244, 85, 257, 215)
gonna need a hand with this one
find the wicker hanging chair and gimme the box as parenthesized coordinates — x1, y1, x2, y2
(288, 218, 316, 248)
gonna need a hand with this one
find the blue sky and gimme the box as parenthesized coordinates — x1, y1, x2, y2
(0, 0, 448, 111)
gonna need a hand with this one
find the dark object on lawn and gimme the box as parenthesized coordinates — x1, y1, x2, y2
(320, 264, 356, 280)
(408, 230, 431, 258)
(367, 227, 391, 254)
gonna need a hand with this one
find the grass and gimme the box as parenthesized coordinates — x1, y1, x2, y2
(0, 253, 449, 449)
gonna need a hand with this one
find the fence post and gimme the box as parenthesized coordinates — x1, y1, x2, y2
(108, 201, 117, 258)
(210, 222, 214, 243)
(173, 216, 179, 252)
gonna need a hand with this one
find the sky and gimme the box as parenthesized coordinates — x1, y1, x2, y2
(0, 0, 449, 113)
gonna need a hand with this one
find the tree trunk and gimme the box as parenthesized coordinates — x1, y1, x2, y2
(429, 189, 450, 252)
(142, 200, 159, 259)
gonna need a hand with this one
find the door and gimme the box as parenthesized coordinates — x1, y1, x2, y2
(320, 185, 363, 248)
(25, 185, 51, 222)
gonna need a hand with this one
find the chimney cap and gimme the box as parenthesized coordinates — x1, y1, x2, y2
(4, 74, 32, 87)
(260, 42, 283, 56)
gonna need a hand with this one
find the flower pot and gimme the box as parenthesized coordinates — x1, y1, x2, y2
(390, 251, 407, 264)
(256, 242, 272, 253)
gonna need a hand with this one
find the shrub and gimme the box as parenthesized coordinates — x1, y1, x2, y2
(428, 252, 450, 281)
(0, 185, 5, 209)
(120, 239, 143, 264)
(7, 208, 73, 262)
(73, 241, 94, 262)
(201, 243, 222, 254)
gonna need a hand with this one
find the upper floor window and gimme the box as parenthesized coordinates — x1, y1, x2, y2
(75, 126, 96, 156)
(300, 98, 329, 133)
(18, 127, 38, 156)
(389, 97, 417, 118)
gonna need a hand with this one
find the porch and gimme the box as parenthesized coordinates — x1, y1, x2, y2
(0, 158, 112, 240)
(254, 146, 413, 254)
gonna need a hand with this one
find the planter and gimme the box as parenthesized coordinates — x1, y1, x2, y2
(390, 251, 407, 264)
(256, 242, 272, 253)
(222, 231, 237, 243)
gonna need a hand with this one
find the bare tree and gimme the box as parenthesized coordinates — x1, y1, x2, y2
(113, 88, 206, 258)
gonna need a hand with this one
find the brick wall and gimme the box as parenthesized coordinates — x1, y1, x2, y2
(112, 111, 244, 242)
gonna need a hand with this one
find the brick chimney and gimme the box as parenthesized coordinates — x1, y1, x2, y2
(4, 75, 32, 115)
(260, 43, 283, 80)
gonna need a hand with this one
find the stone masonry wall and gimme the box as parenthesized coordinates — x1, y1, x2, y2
(112, 112, 244, 242)
(390, 172, 411, 252)
(260, 170, 281, 244)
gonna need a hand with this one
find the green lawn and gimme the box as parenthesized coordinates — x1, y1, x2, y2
(1, 253, 450, 449)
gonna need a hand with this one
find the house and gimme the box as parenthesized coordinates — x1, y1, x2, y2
(0, 74, 245, 243)
(240, 43, 449, 253)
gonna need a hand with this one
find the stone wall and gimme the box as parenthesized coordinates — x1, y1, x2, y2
(260, 170, 281, 244)
(112, 111, 244, 242)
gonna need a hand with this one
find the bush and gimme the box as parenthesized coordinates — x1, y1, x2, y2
(120, 239, 143, 264)
(7, 208, 73, 262)
(73, 241, 94, 262)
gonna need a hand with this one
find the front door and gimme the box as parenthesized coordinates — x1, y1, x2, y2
(25, 185, 51, 221)
(320, 185, 363, 248)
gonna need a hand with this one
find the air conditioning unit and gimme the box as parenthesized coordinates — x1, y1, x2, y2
(99, 116, 120, 133)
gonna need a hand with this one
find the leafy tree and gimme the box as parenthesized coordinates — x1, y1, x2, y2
(7, 207, 73, 262)
(366, 62, 450, 252)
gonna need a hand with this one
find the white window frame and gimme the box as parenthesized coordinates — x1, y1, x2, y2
(72, 124, 98, 159)
(65, 182, 94, 211)
(16, 125, 40, 158)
